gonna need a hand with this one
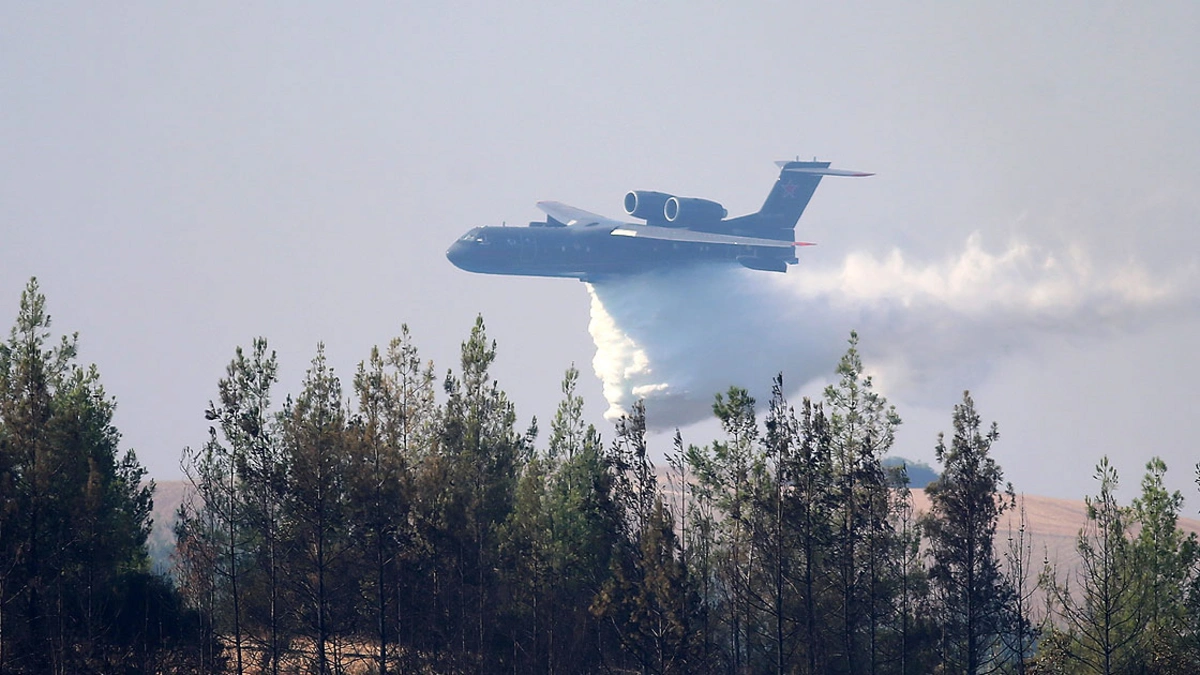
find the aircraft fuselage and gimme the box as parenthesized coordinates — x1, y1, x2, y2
(446, 222, 792, 281)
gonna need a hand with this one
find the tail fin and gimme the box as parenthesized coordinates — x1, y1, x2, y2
(760, 160, 831, 228)
(744, 160, 873, 238)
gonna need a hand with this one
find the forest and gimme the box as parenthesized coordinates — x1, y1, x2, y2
(2, 276, 1199, 675)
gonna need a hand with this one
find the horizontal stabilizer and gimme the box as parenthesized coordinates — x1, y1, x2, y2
(775, 163, 874, 178)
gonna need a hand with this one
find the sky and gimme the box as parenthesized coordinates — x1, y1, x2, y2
(2, 3, 1198, 501)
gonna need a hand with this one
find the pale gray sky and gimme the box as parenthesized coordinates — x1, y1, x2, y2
(3, 3, 1197, 500)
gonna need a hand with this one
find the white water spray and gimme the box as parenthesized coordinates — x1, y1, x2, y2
(586, 235, 1196, 429)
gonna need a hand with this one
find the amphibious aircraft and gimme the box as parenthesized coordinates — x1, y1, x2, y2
(446, 160, 871, 281)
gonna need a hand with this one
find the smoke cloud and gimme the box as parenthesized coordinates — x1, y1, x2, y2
(587, 235, 1197, 428)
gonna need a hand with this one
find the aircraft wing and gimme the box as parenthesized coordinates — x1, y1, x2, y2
(536, 201, 628, 227)
(609, 224, 812, 249)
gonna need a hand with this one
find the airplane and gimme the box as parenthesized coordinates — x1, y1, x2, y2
(445, 160, 871, 281)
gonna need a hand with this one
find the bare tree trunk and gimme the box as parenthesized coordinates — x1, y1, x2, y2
(228, 472, 244, 675)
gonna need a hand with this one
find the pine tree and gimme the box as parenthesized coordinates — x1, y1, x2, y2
(823, 331, 901, 673)
(350, 344, 405, 675)
(1129, 457, 1198, 670)
(758, 376, 797, 675)
(999, 499, 1038, 674)
(0, 277, 67, 672)
(214, 338, 288, 674)
(0, 278, 182, 673)
(888, 463, 936, 675)
(279, 345, 353, 675)
(596, 400, 700, 673)
(610, 400, 657, 546)
(172, 489, 224, 673)
(1044, 458, 1145, 674)
(541, 365, 621, 672)
(697, 386, 759, 671)
(790, 396, 837, 674)
(436, 316, 526, 670)
(593, 497, 694, 675)
(499, 452, 551, 670)
(380, 327, 437, 666)
(178, 339, 285, 675)
(680, 437, 719, 673)
(922, 391, 1014, 675)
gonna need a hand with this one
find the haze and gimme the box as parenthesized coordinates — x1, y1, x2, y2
(2, 4, 1197, 500)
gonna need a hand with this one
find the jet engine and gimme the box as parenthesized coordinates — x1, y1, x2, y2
(664, 197, 728, 224)
(623, 190, 673, 220)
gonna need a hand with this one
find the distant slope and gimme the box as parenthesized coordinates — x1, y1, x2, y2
(147, 479, 1200, 579)
(882, 456, 938, 489)
(148, 480, 189, 573)
(908, 491, 1200, 576)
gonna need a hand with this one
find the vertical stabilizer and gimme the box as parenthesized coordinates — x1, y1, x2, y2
(759, 160, 832, 228)
(725, 160, 872, 240)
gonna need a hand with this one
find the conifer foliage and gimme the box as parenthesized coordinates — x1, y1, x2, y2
(922, 391, 1017, 674)
(9, 277, 1200, 673)
(0, 279, 199, 673)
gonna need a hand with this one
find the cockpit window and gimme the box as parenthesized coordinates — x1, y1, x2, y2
(460, 228, 488, 244)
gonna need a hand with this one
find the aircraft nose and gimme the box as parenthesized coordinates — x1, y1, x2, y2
(446, 239, 468, 269)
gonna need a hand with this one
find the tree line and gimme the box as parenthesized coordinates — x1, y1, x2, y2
(3, 276, 1200, 674)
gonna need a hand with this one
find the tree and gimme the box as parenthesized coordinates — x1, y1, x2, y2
(610, 400, 657, 547)
(499, 451, 552, 670)
(922, 391, 1015, 675)
(213, 338, 289, 674)
(172, 488, 225, 673)
(178, 339, 285, 675)
(593, 497, 694, 675)
(686, 387, 760, 671)
(540, 365, 622, 672)
(0, 277, 68, 672)
(435, 315, 527, 670)
(595, 400, 697, 674)
(787, 396, 837, 674)
(349, 344, 405, 675)
(0, 278, 182, 673)
(1129, 457, 1198, 667)
(889, 463, 937, 675)
(757, 376, 799, 675)
(999, 499, 1039, 674)
(377, 327, 437, 667)
(748, 375, 840, 675)
(279, 345, 354, 675)
(823, 331, 901, 673)
(1044, 457, 1144, 675)
(678, 427, 721, 672)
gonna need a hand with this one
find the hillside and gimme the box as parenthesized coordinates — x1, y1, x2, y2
(147, 479, 190, 572)
(908, 491, 1200, 579)
(145, 480, 1200, 577)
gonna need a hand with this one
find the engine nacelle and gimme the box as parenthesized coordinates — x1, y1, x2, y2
(664, 197, 728, 224)
(623, 190, 673, 220)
